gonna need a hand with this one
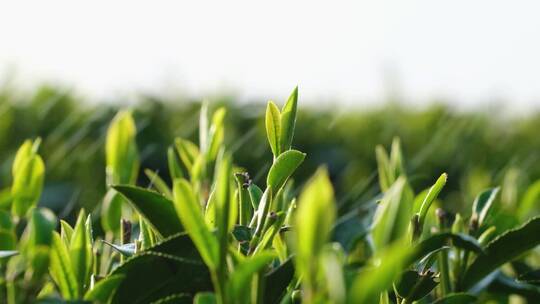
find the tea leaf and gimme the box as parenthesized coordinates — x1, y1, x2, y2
(194, 292, 217, 304)
(417, 173, 447, 230)
(432, 293, 477, 304)
(174, 138, 201, 172)
(372, 177, 413, 251)
(394, 270, 438, 302)
(173, 179, 219, 270)
(295, 167, 335, 299)
(267, 150, 305, 191)
(167, 146, 184, 181)
(263, 258, 295, 304)
(113, 185, 184, 238)
(471, 187, 499, 229)
(265, 101, 282, 157)
(111, 233, 212, 303)
(462, 216, 540, 290)
(227, 251, 275, 302)
(49, 232, 78, 299)
(100, 189, 123, 233)
(280, 87, 298, 152)
(106, 110, 139, 185)
(349, 240, 413, 304)
(84, 274, 125, 302)
(11, 149, 45, 217)
(70, 210, 92, 296)
(145, 169, 172, 199)
(408, 233, 484, 266)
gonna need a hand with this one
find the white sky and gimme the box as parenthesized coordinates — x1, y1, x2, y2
(1, 0, 539, 109)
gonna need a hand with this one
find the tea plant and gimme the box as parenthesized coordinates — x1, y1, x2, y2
(0, 87, 540, 303)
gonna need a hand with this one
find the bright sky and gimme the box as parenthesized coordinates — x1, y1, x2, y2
(1, 1, 539, 109)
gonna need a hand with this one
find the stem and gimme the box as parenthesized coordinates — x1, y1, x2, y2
(438, 251, 452, 296)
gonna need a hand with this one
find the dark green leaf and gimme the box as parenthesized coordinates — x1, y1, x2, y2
(113, 185, 183, 238)
(394, 270, 438, 301)
(84, 274, 125, 302)
(263, 258, 295, 304)
(111, 233, 212, 304)
(431, 293, 477, 304)
(518, 269, 540, 285)
(462, 216, 540, 290)
(408, 233, 484, 267)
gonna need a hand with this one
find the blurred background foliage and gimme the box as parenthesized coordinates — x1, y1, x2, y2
(1, 85, 539, 228)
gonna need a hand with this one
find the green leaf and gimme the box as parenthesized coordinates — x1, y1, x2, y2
(60, 220, 74, 247)
(199, 102, 209, 154)
(488, 273, 540, 301)
(152, 294, 193, 304)
(431, 293, 477, 304)
(417, 173, 447, 230)
(462, 216, 540, 290)
(295, 168, 335, 293)
(106, 110, 139, 185)
(70, 210, 93, 296)
(372, 177, 413, 251)
(145, 169, 173, 199)
(207, 107, 226, 161)
(194, 292, 216, 304)
(248, 183, 263, 209)
(11, 151, 45, 217)
(227, 252, 275, 303)
(174, 138, 200, 172)
(214, 151, 234, 243)
(471, 187, 499, 229)
(138, 217, 156, 250)
(349, 240, 413, 304)
(263, 258, 295, 304)
(113, 185, 184, 238)
(279, 87, 298, 152)
(84, 274, 125, 302)
(518, 179, 540, 219)
(101, 189, 123, 233)
(111, 233, 212, 304)
(375, 145, 393, 192)
(265, 101, 282, 157)
(394, 270, 438, 302)
(49, 232, 78, 299)
(518, 269, 540, 285)
(173, 179, 218, 270)
(0, 229, 15, 250)
(408, 233, 484, 266)
(167, 146, 184, 181)
(266, 150, 305, 191)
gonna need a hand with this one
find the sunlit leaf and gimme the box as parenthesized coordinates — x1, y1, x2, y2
(265, 101, 282, 157)
(266, 150, 305, 191)
(173, 179, 218, 270)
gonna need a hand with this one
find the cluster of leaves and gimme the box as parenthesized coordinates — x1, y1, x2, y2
(1, 87, 540, 303)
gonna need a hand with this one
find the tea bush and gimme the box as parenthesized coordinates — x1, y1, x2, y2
(0, 88, 540, 303)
